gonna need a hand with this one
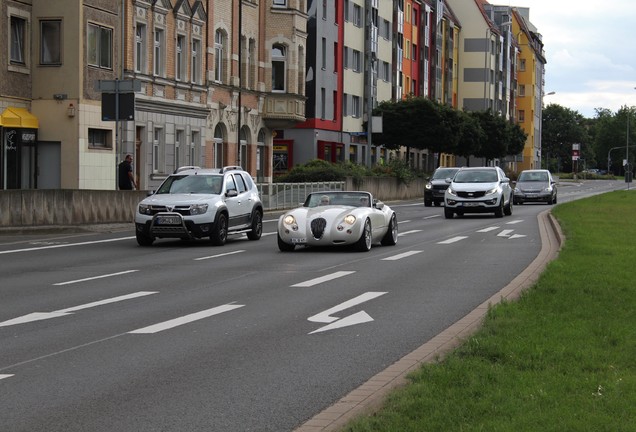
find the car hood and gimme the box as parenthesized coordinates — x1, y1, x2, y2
(140, 193, 220, 206)
(449, 181, 499, 192)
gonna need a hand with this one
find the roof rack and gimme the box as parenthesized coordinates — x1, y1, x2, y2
(174, 165, 201, 173)
(221, 165, 243, 173)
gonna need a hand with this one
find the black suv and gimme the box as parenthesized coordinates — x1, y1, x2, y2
(424, 167, 460, 207)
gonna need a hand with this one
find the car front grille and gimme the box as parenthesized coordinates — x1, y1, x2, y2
(457, 191, 486, 198)
(147, 205, 192, 216)
(310, 217, 327, 240)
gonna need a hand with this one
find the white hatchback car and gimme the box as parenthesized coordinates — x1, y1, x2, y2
(134, 166, 263, 246)
(444, 166, 513, 218)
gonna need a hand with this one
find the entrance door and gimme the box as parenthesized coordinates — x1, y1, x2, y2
(37, 141, 61, 188)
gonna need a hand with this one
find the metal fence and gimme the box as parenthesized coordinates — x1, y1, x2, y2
(256, 182, 345, 210)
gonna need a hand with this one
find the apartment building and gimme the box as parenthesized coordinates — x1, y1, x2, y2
(0, 0, 307, 190)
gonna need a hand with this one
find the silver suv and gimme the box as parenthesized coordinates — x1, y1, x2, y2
(134, 166, 263, 246)
(444, 166, 513, 219)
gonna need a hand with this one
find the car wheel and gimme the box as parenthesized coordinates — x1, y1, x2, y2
(424, 199, 432, 207)
(246, 209, 263, 240)
(355, 219, 372, 252)
(494, 198, 504, 218)
(136, 231, 154, 246)
(277, 233, 295, 252)
(504, 195, 513, 216)
(210, 213, 228, 246)
(381, 213, 398, 246)
(553, 194, 557, 204)
(444, 208, 454, 219)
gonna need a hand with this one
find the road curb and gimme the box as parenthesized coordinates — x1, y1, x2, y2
(294, 209, 564, 432)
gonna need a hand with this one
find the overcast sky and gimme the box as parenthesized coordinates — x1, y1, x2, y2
(500, 0, 636, 118)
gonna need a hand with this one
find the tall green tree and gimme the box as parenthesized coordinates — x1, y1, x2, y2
(471, 110, 509, 163)
(592, 106, 636, 174)
(542, 104, 589, 173)
(456, 110, 485, 167)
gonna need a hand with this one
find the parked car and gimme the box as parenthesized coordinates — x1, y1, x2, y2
(134, 166, 263, 246)
(444, 166, 513, 219)
(277, 191, 398, 252)
(513, 169, 557, 205)
(424, 167, 460, 207)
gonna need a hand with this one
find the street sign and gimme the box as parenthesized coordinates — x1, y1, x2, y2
(95, 79, 141, 92)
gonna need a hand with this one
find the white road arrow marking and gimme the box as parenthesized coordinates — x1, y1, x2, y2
(128, 303, 244, 334)
(0, 291, 158, 328)
(0, 374, 14, 381)
(292, 271, 355, 287)
(509, 234, 527, 239)
(497, 229, 515, 237)
(308, 291, 387, 334)
(438, 236, 468, 244)
(382, 251, 423, 261)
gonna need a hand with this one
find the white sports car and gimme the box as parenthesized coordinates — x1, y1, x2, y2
(277, 191, 398, 252)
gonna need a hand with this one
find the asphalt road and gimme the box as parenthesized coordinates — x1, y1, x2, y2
(0, 180, 627, 432)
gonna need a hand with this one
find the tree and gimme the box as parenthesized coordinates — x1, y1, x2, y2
(592, 106, 636, 175)
(471, 110, 509, 163)
(455, 110, 485, 166)
(542, 104, 589, 173)
(506, 121, 527, 157)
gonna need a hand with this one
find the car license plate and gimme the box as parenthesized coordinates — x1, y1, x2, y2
(291, 238, 306, 244)
(156, 215, 181, 225)
(462, 202, 479, 207)
(526, 194, 538, 198)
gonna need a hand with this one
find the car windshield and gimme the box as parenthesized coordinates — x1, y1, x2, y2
(454, 170, 498, 183)
(432, 168, 459, 180)
(157, 175, 223, 194)
(304, 192, 371, 208)
(518, 171, 548, 182)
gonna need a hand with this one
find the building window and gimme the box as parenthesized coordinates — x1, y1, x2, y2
(321, 87, 326, 119)
(273, 0, 287, 6)
(352, 50, 361, 72)
(88, 129, 112, 149)
(518, 110, 525, 123)
(40, 19, 61, 65)
(352, 95, 360, 118)
(10, 16, 27, 64)
(344, 0, 349, 21)
(214, 30, 224, 83)
(191, 38, 201, 83)
(519, 84, 526, 97)
(154, 27, 164, 76)
(520, 59, 526, 72)
(272, 43, 286, 92)
(321, 37, 326, 69)
(87, 23, 112, 69)
(175, 129, 183, 169)
(353, 4, 362, 27)
(135, 23, 146, 73)
(190, 131, 199, 166)
(153, 127, 163, 173)
(176, 34, 186, 81)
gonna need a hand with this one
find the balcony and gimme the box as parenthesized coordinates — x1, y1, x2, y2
(262, 93, 306, 129)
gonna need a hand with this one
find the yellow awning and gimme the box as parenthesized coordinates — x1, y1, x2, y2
(0, 107, 39, 129)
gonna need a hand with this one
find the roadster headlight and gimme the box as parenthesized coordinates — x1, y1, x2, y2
(190, 204, 208, 215)
(343, 214, 356, 225)
(139, 204, 152, 215)
(283, 215, 296, 225)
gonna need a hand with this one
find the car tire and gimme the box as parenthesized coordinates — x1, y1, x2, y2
(444, 208, 454, 219)
(424, 199, 432, 207)
(355, 219, 372, 252)
(494, 198, 504, 218)
(504, 195, 513, 216)
(136, 231, 154, 246)
(210, 213, 228, 246)
(246, 209, 263, 240)
(381, 213, 398, 246)
(277, 233, 295, 252)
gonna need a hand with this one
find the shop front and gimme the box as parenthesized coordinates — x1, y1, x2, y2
(1, 107, 39, 189)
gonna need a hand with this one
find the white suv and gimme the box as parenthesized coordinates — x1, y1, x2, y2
(135, 166, 263, 246)
(444, 166, 513, 219)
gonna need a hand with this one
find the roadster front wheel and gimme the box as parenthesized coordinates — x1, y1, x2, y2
(355, 219, 372, 252)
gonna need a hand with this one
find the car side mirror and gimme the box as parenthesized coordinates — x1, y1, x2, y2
(445, 178, 452, 184)
(373, 199, 384, 210)
(225, 189, 238, 198)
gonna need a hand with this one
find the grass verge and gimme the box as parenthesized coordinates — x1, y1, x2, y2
(343, 191, 636, 432)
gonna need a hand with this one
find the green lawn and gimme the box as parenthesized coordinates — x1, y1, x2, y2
(343, 191, 636, 432)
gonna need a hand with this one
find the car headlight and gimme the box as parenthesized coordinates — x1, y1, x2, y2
(190, 204, 208, 215)
(485, 187, 498, 195)
(283, 215, 296, 225)
(139, 204, 152, 215)
(425, 183, 433, 190)
(446, 187, 457, 196)
(543, 187, 552, 193)
(343, 214, 356, 225)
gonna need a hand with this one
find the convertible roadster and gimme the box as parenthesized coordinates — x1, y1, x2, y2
(277, 191, 398, 252)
